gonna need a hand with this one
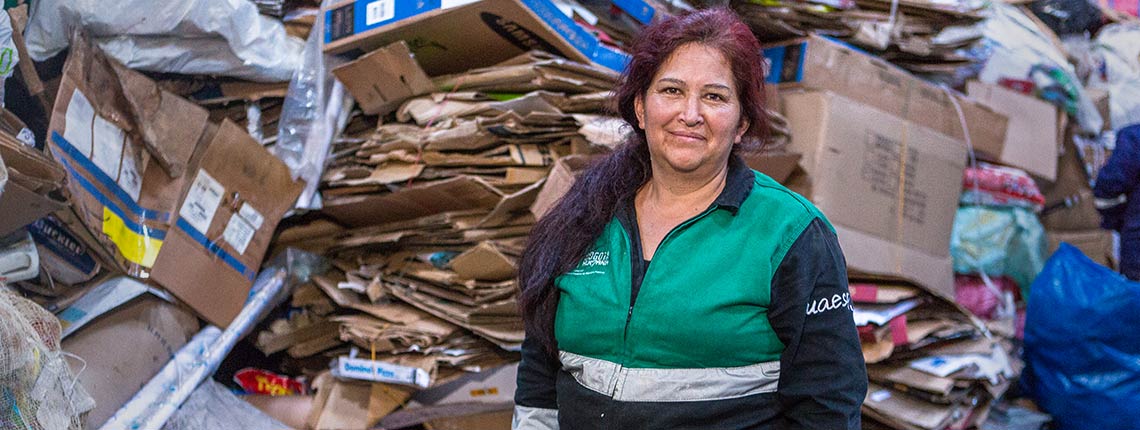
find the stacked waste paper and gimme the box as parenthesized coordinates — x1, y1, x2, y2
(853, 278, 1018, 430)
(733, 0, 989, 83)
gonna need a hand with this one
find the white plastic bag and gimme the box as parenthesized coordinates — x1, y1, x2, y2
(25, 0, 302, 82)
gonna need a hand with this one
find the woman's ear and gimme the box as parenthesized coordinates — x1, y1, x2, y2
(634, 95, 646, 129)
(735, 116, 750, 143)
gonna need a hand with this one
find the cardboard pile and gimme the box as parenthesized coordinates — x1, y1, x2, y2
(853, 278, 1019, 430)
(735, 0, 986, 81)
(42, 35, 304, 328)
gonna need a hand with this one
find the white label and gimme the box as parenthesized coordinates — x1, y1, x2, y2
(365, 0, 395, 25)
(90, 115, 124, 179)
(869, 390, 891, 402)
(16, 128, 35, 147)
(117, 141, 144, 202)
(63, 90, 95, 156)
(222, 214, 255, 255)
(238, 203, 265, 230)
(179, 170, 225, 234)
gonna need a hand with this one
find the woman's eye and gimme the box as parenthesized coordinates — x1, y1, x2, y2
(661, 87, 681, 95)
(706, 93, 727, 102)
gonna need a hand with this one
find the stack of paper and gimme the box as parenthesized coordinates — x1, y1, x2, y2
(852, 279, 1020, 430)
(734, 0, 986, 82)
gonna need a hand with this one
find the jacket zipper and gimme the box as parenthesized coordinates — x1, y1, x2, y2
(621, 206, 719, 339)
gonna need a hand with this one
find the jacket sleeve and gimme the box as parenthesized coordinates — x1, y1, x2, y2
(767, 217, 867, 430)
(1093, 126, 1140, 200)
(513, 335, 560, 430)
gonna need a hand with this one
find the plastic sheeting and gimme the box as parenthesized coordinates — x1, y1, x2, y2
(951, 206, 1047, 298)
(0, 10, 17, 105)
(1023, 243, 1140, 430)
(161, 379, 287, 430)
(976, 3, 1104, 133)
(23, 0, 303, 82)
(273, 3, 352, 210)
(1087, 23, 1140, 131)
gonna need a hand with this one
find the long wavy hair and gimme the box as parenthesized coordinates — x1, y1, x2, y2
(517, 8, 771, 356)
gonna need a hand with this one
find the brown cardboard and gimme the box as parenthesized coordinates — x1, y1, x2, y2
(324, 176, 505, 228)
(1041, 138, 1102, 231)
(62, 296, 200, 429)
(150, 121, 305, 327)
(332, 41, 434, 116)
(764, 35, 1008, 154)
(111, 62, 211, 178)
(450, 241, 517, 282)
(1048, 228, 1115, 269)
(47, 36, 209, 275)
(322, 0, 627, 75)
(425, 410, 513, 430)
(966, 81, 1065, 180)
(530, 154, 590, 220)
(0, 127, 68, 236)
(742, 152, 802, 184)
(784, 91, 964, 298)
(863, 383, 959, 430)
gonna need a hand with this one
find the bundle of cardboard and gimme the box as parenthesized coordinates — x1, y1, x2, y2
(853, 279, 1019, 430)
(734, 0, 986, 81)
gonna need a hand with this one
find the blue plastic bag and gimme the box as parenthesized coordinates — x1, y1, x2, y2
(1023, 243, 1140, 430)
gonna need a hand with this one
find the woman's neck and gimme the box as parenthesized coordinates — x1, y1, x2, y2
(639, 163, 729, 215)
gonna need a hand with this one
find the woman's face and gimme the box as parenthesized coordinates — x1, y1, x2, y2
(635, 42, 748, 177)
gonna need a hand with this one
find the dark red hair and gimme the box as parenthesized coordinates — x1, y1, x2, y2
(518, 8, 770, 356)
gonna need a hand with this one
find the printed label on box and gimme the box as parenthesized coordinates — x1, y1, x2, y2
(179, 170, 225, 234)
(90, 115, 125, 180)
(238, 203, 265, 230)
(63, 90, 95, 157)
(118, 142, 144, 203)
(366, 0, 395, 25)
(222, 214, 255, 255)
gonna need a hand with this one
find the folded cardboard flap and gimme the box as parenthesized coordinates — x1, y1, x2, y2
(966, 81, 1065, 181)
(150, 120, 304, 327)
(112, 61, 211, 179)
(1047, 228, 1116, 269)
(0, 144, 68, 237)
(530, 154, 591, 219)
(324, 176, 506, 228)
(332, 41, 434, 116)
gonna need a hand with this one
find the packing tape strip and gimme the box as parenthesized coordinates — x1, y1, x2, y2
(175, 217, 256, 282)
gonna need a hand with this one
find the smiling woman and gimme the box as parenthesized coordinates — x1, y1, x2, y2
(514, 8, 867, 430)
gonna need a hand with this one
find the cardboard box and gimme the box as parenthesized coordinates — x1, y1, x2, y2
(764, 35, 1008, 156)
(1048, 229, 1116, 269)
(966, 81, 1065, 181)
(150, 121, 305, 327)
(331, 41, 434, 115)
(48, 36, 210, 275)
(321, 0, 629, 74)
(742, 152, 802, 184)
(1041, 138, 1102, 231)
(783, 91, 966, 298)
(49, 39, 305, 327)
(62, 295, 200, 429)
(0, 118, 68, 236)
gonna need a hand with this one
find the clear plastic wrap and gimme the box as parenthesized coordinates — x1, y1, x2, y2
(273, 5, 352, 210)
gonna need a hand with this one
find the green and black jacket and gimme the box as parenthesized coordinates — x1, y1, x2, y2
(514, 155, 867, 429)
